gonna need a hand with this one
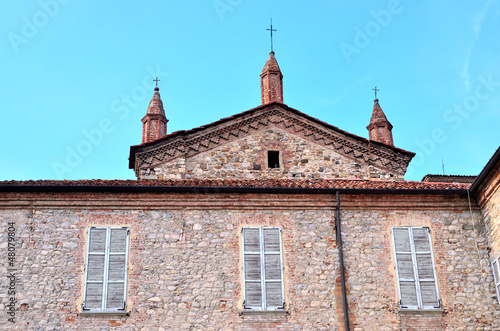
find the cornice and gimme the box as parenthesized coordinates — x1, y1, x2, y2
(0, 192, 474, 211)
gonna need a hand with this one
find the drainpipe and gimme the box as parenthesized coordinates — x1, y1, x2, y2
(335, 191, 350, 331)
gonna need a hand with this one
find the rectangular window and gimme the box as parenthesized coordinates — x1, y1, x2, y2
(83, 226, 129, 313)
(267, 151, 280, 169)
(492, 257, 500, 305)
(391, 226, 440, 310)
(241, 226, 285, 310)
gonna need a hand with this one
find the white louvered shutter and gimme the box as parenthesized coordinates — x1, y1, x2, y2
(242, 227, 285, 310)
(106, 228, 129, 310)
(263, 228, 284, 309)
(83, 227, 129, 312)
(392, 227, 440, 310)
(243, 228, 263, 309)
(392, 227, 418, 308)
(412, 228, 439, 308)
(84, 227, 107, 310)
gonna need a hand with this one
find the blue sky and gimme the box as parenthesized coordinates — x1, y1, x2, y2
(0, 0, 498, 181)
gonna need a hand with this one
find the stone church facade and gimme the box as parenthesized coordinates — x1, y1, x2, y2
(1, 51, 500, 330)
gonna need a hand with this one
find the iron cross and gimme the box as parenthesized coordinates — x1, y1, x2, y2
(153, 77, 161, 87)
(266, 19, 277, 52)
(372, 86, 379, 99)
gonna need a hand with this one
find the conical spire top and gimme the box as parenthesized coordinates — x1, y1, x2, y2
(146, 87, 165, 116)
(369, 98, 391, 125)
(262, 51, 281, 73)
(367, 97, 394, 146)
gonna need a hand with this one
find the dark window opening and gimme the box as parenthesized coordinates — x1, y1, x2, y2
(268, 151, 280, 169)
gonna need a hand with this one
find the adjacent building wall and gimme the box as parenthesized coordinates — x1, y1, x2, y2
(476, 161, 500, 260)
(342, 207, 498, 330)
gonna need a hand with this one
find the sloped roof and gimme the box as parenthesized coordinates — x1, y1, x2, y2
(0, 178, 468, 193)
(422, 174, 477, 184)
(129, 102, 415, 176)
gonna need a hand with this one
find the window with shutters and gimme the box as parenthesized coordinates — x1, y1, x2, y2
(491, 256, 500, 305)
(82, 226, 129, 313)
(391, 226, 441, 310)
(241, 226, 285, 311)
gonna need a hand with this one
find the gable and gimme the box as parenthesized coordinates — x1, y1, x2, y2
(129, 103, 414, 180)
(153, 127, 402, 180)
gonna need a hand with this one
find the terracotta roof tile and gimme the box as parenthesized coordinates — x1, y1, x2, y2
(0, 178, 469, 191)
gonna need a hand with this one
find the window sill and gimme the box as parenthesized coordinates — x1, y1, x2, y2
(239, 309, 290, 316)
(78, 311, 130, 317)
(398, 309, 444, 315)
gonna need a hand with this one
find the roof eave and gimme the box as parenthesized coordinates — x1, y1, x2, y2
(470, 146, 500, 194)
(0, 184, 468, 196)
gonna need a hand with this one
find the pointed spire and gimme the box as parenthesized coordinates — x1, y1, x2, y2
(146, 87, 165, 117)
(261, 51, 284, 104)
(142, 86, 168, 144)
(366, 98, 394, 146)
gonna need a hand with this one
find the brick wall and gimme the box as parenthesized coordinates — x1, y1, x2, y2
(399, 313, 445, 330)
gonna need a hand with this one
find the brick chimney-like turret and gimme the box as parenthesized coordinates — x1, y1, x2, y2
(367, 98, 394, 146)
(261, 51, 284, 104)
(142, 87, 168, 144)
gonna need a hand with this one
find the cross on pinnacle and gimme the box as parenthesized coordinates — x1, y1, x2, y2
(266, 18, 277, 52)
(372, 86, 379, 99)
(153, 77, 161, 87)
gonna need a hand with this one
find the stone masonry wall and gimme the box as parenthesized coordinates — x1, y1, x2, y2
(342, 208, 499, 330)
(0, 197, 340, 330)
(1, 192, 498, 330)
(153, 128, 402, 181)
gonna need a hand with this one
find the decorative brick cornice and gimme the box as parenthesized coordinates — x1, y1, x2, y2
(0, 178, 472, 209)
(0, 191, 473, 211)
(130, 103, 415, 177)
